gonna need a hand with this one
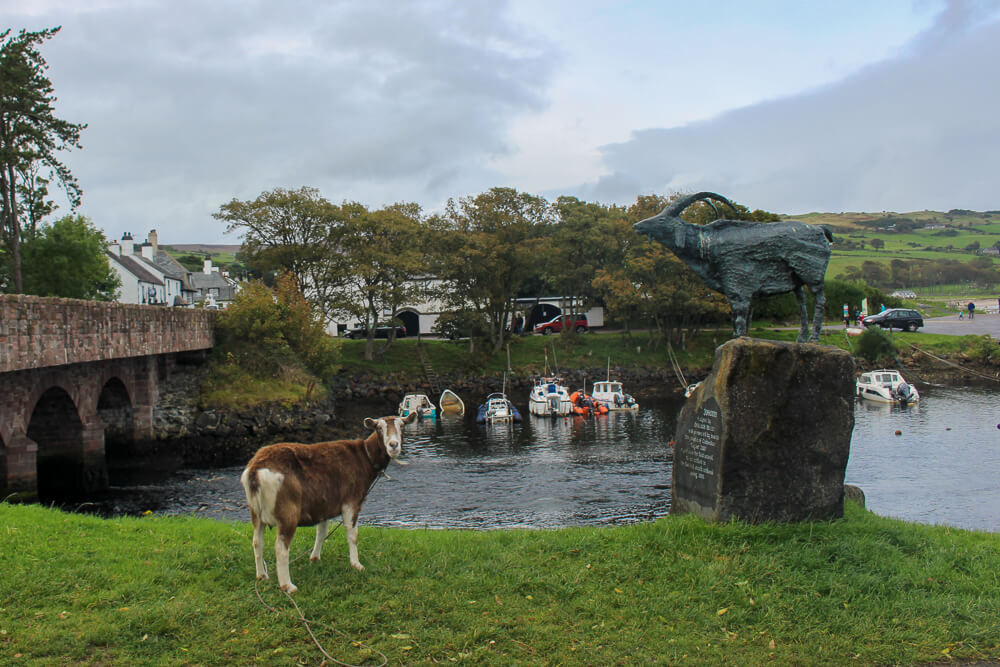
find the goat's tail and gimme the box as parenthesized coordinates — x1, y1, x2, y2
(240, 465, 282, 525)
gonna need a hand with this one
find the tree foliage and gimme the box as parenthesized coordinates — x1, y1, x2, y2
(0, 27, 86, 293)
(215, 272, 340, 380)
(331, 202, 429, 360)
(20, 214, 119, 300)
(435, 187, 552, 352)
(213, 187, 352, 322)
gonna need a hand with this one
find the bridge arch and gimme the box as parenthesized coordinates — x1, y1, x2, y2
(28, 387, 90, 500)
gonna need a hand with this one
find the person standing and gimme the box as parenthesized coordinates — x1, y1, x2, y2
(843, 303, 850, 326)
(968, 302, 976, 320)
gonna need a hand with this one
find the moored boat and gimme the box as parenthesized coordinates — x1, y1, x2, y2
(398, 393, 437, 419)
(476, 393, 522, 424)
(591, 380, 638, 411)
(856, 370, 919, 404)
(528, 376, 573, 416)
(438, 388, 465, 416)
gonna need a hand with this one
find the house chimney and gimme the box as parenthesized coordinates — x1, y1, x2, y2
(203, 258, 212, 274)
(148, 229, 158, 255)
(109, 240, 121, 256)
(120, 232, 134, 256)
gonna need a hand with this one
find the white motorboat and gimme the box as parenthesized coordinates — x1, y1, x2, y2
(591, 380, 639, 411)
(528, 376, 573, 416)
(398, 393, 437, 419)
(856, 370, 919, 404)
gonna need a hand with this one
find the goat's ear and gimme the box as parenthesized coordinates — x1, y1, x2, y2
(363, 417, 378, 431)
(402, 411, 418, 425)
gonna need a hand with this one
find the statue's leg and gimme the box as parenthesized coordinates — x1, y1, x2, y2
(810, 284, 826, 342)
(794, 286, 809, 342)
(728, 295, 750, 337)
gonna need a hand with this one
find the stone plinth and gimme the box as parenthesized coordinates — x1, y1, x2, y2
(671, 337, 855, 523)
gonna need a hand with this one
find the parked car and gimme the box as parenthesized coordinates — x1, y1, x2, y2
(533, 314, 589, 335)
(862, 308, 924, 332)
(343, 325, 407, 339)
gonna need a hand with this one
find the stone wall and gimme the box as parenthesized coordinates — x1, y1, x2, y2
(0, 294, 214, 373)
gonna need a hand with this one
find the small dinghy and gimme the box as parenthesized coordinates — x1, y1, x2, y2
(439, 388, 465, 416)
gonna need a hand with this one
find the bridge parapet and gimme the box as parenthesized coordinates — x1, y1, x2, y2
(0, 294, 215, 373)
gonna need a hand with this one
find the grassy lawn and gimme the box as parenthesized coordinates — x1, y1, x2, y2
(2, 502, 998, 665)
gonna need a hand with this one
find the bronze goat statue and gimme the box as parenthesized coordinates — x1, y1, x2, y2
(634, 192, 833, 343)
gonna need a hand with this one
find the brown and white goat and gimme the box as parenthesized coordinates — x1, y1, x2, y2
(240, 412, 417, 593)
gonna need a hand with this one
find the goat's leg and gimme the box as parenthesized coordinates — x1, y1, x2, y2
(275, 524, 298, 593)
(342, 503, 364, 571)
(310, 519, 330, 562)
(810, 284, 826, 342)
(250, 509, 268, 580)
(794, 286, 809, 342)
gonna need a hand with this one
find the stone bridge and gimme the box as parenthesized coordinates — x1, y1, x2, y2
(0, 295, 214, 501)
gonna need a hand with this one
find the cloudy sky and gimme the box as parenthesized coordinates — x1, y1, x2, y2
(3, 0, 999, 244)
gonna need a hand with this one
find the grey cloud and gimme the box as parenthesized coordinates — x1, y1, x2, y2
(18, 0, 554, 241)
(574, 2, 1000, 213)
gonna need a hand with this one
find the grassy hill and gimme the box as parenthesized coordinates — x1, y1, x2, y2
(783, 209, 1000, 295)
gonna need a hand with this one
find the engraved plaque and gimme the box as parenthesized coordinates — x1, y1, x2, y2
(672, 396, 722, 515)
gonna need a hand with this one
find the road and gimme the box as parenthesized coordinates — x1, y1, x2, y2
(833, 313, 1000, 340)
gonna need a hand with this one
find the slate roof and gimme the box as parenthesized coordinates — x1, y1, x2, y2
(107, 252, 164, 285)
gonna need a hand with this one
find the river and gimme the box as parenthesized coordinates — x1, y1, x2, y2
(86, 386, 999, 533)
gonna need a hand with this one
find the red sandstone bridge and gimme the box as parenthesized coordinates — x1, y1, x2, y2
(0, 295, 214, 501)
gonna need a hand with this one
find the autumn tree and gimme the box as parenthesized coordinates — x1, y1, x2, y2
(213, 187, 354, 323)
(331, 202, 429, 361)
(0, 27, 86, 293)
(436, 187, 552, 352)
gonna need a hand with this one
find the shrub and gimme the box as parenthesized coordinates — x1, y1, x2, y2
(856, 327, 898, 364)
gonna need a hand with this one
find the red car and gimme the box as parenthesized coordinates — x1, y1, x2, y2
(533, 314, 589, 335)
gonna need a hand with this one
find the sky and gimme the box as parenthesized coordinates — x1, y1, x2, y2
(3, 0, 1000, 244)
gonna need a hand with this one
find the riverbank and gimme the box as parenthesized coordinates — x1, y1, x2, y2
(2, 501, 997, 665)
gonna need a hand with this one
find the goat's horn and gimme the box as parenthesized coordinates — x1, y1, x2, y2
(662, 191, 736, 218)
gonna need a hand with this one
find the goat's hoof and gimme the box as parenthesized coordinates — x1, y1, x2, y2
(309, 555, 320, 563)
(280, 583, 298, 594)
(351, 562, 365, 572)
(256, 573, 269, 581)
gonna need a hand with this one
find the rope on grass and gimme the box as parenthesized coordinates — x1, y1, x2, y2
(901, 341, 1000, 383)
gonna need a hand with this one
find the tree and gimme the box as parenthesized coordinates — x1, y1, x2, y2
(213, 187, 353, 323)
(870, 238, 885, 252)
(0, 27, 86, 293)
(548, 197, 628, 335)
(20, 214, 120, 300)
(331, 202, 429, 361)
(436, 187, 552, 352)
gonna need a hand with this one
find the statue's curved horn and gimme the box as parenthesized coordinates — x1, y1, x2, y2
(662, 192, 736, 218)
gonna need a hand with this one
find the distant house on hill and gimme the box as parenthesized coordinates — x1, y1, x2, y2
(107, 230, 237, 308)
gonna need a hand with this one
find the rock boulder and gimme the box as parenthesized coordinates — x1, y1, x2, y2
(671, 337, 855, 523)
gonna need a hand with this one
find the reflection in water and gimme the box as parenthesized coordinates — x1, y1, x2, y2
(846, 386, 1000, 533)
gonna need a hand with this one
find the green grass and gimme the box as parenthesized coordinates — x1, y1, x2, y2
(2, 502, 998, 665)
(336, 328, 992, 383)
(337, 331, 725, 378)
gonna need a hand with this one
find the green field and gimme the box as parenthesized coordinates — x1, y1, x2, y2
(784, 210, 1000, 289)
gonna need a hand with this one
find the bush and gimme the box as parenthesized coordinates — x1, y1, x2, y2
(856, 327, 898, 364)
(213, 272, 340, 386)
(752, 280, 898, 322)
